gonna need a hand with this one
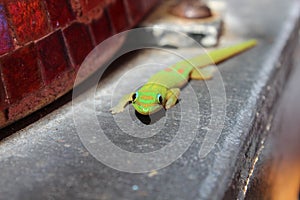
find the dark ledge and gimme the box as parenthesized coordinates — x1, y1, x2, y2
(0, 1, 299, 200)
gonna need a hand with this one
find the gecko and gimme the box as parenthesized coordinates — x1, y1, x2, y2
(110, 39, 257, 115)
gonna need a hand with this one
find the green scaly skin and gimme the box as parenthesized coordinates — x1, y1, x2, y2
(110, 40, 257, 115)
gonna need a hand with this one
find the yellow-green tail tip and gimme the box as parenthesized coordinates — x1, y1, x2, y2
(245, 39, 258, 47)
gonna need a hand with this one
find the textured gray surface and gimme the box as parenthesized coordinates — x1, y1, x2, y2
(0, 1, 300, 200)
(244, 38, 300, 200)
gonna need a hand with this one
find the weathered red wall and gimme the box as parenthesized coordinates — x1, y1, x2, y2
(0, 0, 160, 128)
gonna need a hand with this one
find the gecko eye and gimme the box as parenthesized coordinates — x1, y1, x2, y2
(157, 94, 163, 104)
(132, 92, 138, 102)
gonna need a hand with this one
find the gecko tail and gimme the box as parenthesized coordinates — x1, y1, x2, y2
(186, 39, 258, 68)
(207, 39, 257, 65)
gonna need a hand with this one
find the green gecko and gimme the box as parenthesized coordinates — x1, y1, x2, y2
(110, 39, 257, 115)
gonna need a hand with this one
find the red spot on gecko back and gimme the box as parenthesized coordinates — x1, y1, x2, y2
(164, 68, 172, 72)
(177, 68, 185, 74)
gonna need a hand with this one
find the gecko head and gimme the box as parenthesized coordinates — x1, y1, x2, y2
(131, 91, 165, 115)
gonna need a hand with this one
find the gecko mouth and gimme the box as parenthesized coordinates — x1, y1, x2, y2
(133, 103, 163, 115)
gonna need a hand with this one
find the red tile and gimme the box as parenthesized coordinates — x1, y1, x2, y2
(107, 0, 129, 33)
(143, 0, 160, 11)
(0, 4, 13, 55)
(1, 43, 43, 103)
(6, 0, 50, 45)
(0, 110, 6, 127)
(79, 0, 101, 14)
(63, 22, 94, 68)
(124, 0, 145, 25)
(90, 10, 113, 44)
(44, 0, 75, 29)
(37, 30, 71, 84)
(7, 70, 74, 122)
(0, 77, 8, 109)
(41, 70, 75, 100)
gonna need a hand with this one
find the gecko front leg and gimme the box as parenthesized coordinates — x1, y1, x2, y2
(110, 92, 134, 114)
(165, 88, 180, 110)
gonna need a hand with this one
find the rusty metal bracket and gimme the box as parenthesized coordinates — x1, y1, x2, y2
(141, 0, 225, 47)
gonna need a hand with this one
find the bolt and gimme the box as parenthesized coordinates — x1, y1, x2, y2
(169, 0, 212, 19)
